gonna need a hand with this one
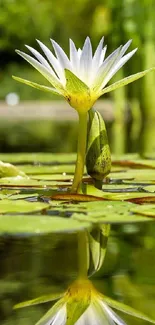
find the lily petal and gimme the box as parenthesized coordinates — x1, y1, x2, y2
(16, 50, 63, 91)
(51, 39, 72, 71)
(36, 40, 65, 84)
(80, 37, 93, 84)
(92, 37, 104, 69)
(119, 40, 132, 58)
(25, 45, 53, 72)
(92, 46, 122, 91)
(99, 48, 137, 90)
(69, 39, 80, 75)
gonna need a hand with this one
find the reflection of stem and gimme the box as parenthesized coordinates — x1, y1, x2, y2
(78, 231, 88, 279)
(71, 112, 87, 193)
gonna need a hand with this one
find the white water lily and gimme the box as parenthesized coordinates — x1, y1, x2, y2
(13, 37, 154, 113)
(14, 279, 155, 325)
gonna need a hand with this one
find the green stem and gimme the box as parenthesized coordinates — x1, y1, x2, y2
(71, 111, 88, 193)
(77, 231, 88, 279)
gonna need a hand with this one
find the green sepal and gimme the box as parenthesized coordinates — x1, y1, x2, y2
(14, 291, 65, 309)
(64, 70, 93, 111)
(65, 69, 89, 94)
(100, 67, 155, 96)
(103, 295, 155, 324)
(12, 76, 61, 95)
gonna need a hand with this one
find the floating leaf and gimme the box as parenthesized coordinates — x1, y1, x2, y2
(18, 164, 76, 175)
(51, 193, 105, 202)
(0, 199, 49, 214)
(0, 161, 27, 178)
(130, 205, 155, 218)
(0, 215, 91, 235)
(46, 200, 154, 224)
(0, 153, 76, 164)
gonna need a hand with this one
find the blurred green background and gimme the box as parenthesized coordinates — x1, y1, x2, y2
(0, 0, 155, 154)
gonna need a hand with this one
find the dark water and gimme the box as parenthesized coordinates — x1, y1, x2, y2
(0, 223, 155, 325)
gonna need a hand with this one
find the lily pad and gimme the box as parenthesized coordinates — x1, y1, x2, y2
(18, 164, 76, 175)
(0, 215, 91, 235)
(130, 205, 155, 218)
(46, 200, 153, 224)
(0, 153, 154, 234)
(0, 199, 49, 214)
(0, 153, 76, 164)
(0, 161, 27, 178)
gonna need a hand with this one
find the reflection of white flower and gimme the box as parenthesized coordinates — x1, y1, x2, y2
(35, 279, 127, 325)
(47, 296, 126, 325)
(14, 278, 155, 325)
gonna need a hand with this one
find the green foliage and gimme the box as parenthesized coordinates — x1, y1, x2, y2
(0, 0, 55, 51)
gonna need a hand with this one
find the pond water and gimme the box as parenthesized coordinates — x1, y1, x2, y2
(0, 153, 155, 325)
(1, 224, 155, 325)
